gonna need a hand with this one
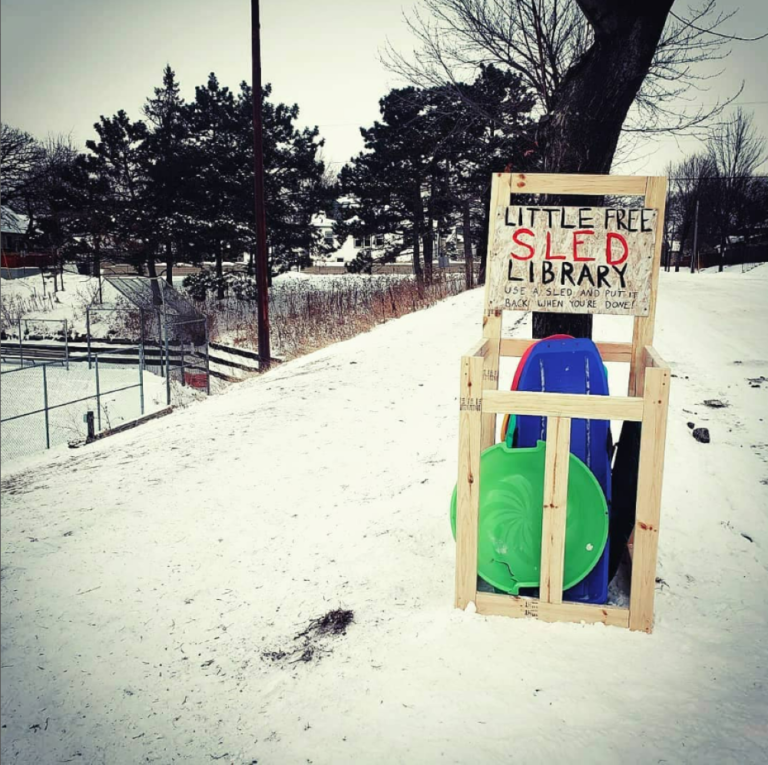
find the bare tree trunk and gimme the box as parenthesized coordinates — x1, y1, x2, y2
(533, 0, 674, 338)
(424, 175, 436, 283)
(93, 239, 102, 304)
(147, 255, 163, 306)
(423, 224, 434, 284)
(462, 198, 474, 290)
(412, 204, 423, 281)
(215, 242, 225, 300)
(477, 185, 491, 284)
(51, 248, 59, 292)
(165, 241, 173, 285)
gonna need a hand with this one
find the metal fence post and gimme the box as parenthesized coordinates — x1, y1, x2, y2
(158, 313, 164, 378)
(86, 308, 92, 369)
(42, 365, 50, 449)
(95, 354, 101, 432)
(164, 322, 171, 406)
(205, 318, 211, 395)
(64, 319, 69, 370)
(139, 345, 145, 416)
(180, 341, 186, 386)
(18, 317, 24, 369)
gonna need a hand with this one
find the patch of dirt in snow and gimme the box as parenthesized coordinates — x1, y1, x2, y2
(263, 609, 355, 666)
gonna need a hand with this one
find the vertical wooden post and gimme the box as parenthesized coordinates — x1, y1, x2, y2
(480, 174, 505, 449)
(455, 354, 484, 609)
(539, 417, 571, 604)
(628, 364, 671, 632)
(630, 176, 667, 396)
(481, 311, 502, 449)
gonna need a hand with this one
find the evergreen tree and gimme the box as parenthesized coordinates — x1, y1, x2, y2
(85, 111, 152, 278)
(142, 65, 191, 284)
(64, 152, 116, 289)
(185, 73, 244, 298)
(339, 87, 436, 279)
(233, 82, 331, 277)
(339, 69, 534, 280)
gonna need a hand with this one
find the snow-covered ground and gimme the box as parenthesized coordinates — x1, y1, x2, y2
(0, 360, 168, 464)
(1, 272, 104, 338)
(1, 270, 767, 764)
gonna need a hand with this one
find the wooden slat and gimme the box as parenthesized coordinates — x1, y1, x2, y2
(481, 313, 502, 450)
(499, 338, 633, 363)
(540, 417, 571, 604)
(482, 390, 644, 422)
(504, 172, 648, 197)
(628, 365, 671, 632)
(499, 338, 534, 357)
(630, 176, 667, 395)
(643, 345, 668, 370)
(455, 354, 485, 610)
(463, 338, 489, 358)
(475, 592, 630, 628)
(482, 175, 504, 316)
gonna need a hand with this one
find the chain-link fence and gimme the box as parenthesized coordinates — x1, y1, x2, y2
(0, 344, 158, 464)
(164, 316, 210, 398)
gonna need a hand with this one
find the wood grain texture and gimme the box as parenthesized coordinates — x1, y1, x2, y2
(482, 390, 644, 422)
(499, 338, 633, 362)
(455, 354, 485, 609)
(482, 176, 504, 316)
(630, 176, 667, 395)
(628, 364, 671, 632)
(503, 173, 648, 196)
(643, 344, 668, 370)
(475, 592, 630, 628)
(540, 417, 571, 604)
(481, 313, 502, 450)
(463, 338, 490, 358)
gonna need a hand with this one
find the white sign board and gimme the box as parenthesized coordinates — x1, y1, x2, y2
(486, 205, 657, 316)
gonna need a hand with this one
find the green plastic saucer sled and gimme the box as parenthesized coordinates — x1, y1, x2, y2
(450, 440, 608, 595)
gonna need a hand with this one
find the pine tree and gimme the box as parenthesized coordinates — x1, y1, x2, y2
(85, 111, 153, 280)
(185, 73, 244, 298)
(339, 87, 435, 279)
(234, 82, 331, 277)
(339, 71, 534, 280)
(142, 65, 190, 285)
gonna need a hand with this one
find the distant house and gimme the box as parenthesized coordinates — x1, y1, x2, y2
(1, 208, 53, 277)
(1, 208, 29, 253)
(308, 202, 475, 269)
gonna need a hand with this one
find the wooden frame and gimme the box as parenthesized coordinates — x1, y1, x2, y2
(455, 173, 670, 633)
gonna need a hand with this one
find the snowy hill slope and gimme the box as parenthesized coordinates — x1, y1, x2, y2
(1, 271, 767, 764)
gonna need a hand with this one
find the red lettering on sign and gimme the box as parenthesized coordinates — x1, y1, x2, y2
(572, 230, 595, 262)
(544, 231, 566, 260)
(510, 228, 535, 260)
(606, 232, 629, 265)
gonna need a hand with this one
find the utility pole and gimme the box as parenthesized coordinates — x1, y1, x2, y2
(251, 0, 271, 371)
(690, 199, 699, 274)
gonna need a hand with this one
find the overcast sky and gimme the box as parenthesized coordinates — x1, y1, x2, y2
(2, 0, 767, 176)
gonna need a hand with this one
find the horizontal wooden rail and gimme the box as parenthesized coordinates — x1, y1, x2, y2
(462, 338, 489, 358)
(643, 345, 668, 370)
(504, 172, 649, 196)
(499, 338, 633, 363)
(475, 592, 630, 628)
(482, 389, 644, 421)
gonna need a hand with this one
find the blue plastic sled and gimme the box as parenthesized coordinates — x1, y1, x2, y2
(513, 338, 613, 604)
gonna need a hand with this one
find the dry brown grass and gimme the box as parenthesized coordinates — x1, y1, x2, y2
(197, 273, 468, 360)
